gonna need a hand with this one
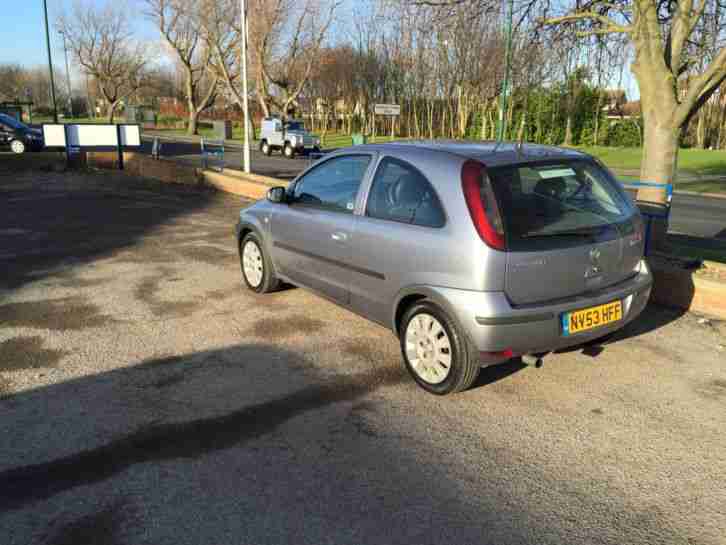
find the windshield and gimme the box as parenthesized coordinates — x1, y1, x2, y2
(285, 121, 304, 131)
(0, 113, 27, 130)
(487, 159, 634, 250)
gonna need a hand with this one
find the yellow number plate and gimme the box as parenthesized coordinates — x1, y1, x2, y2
(562, 300, 622, 336)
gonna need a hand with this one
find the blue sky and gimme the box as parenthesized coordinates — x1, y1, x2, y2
(0, 1, 156, 68)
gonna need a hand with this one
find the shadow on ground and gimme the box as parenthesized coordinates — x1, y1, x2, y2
(555, 303, 688, 359)
(0, 341, 683, 545)
(0, 170, 231, 291)
(0, 344, 407, 513)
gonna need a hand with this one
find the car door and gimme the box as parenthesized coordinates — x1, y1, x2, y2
(270, 153, 375, 304)
(272, 119, 283, 147)
(349, 155, 449, 325)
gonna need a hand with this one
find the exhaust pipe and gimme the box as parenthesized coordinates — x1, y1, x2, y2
(522, 354, 543, 368)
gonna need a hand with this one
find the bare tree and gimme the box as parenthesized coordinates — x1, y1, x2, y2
(196, 0, 245, 118)
(145, 0, 219, 135)
(544, 0, 726, 209)
(250, 0, 341, 121)
(58, 1, 151, 122)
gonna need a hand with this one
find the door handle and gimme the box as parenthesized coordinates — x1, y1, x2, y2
(331, 231, 348, 242)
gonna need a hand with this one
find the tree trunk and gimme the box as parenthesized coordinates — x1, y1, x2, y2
(187, 109, 199, 136)
(517, 111, 526, 142)
(506, 98, 515, 140)
(717, 105, 726, 149)
(564, 114, 573, 146)
(107, 101, 120, 123)
(427, 99, 434, 139)
(638, 121, 679, 199)
(696, 110, 706, 149)
(594, 91, 603, 146)
(480, 100, 488, 140)
(637, 120, 679, 251)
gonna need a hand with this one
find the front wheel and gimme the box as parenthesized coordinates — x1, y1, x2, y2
(400, 300, 480, 395)
(240, 233, 280, 293)
(283, 143, 295, 158)
(10, 140, 25, 154)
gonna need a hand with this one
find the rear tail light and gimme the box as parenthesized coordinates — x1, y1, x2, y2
(461, 160, 505, 250)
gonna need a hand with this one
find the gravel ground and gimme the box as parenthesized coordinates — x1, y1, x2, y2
(1, 170, 725, 545)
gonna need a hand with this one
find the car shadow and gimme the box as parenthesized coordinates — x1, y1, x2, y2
(472, 358, 527, 388)
(554, 303, 688, 358)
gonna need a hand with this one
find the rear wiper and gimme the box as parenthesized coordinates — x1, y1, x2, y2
(521, 229, 599, 239)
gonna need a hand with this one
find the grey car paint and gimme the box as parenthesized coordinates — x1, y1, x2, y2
(237, 141, 653, 363)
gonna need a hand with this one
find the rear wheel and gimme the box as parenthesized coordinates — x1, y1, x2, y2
(240, 233, 279, 293)
(10, 140, 25, 154)
(261, 141, 271, 156)
(400, 300, 480, 395)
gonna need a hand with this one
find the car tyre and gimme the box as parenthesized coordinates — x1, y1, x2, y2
(400, 300, 480, 395)
(261, 140, 271, 156)
(240, 232, 280, 293)
(10, 139, 25, 154)
(283, 143, 295, 158)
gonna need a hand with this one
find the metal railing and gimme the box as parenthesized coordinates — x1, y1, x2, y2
(201, 138, 225, 172)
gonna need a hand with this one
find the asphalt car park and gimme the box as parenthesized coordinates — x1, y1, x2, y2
(1, 169, 725, 544)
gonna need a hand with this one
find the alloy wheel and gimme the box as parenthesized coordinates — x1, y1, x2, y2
(404, 313, 452, 384)
(242, 240, 264, 288)
(10, 140, 25, 154)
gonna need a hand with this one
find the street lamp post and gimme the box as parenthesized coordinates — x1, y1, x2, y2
(42, 0, 58, 123)
(240, 0, 251, 173)
(60, 31, 74, 118)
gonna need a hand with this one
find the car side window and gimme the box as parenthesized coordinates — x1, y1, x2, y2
(365, 157, 446, 228)
(291, 154, 371, 213)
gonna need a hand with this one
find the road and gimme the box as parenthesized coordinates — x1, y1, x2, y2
(1, 169, 725, 545)
(140, 136, 311, 180)
(141, 135, 726, 240)
(669, 192, 726, 238)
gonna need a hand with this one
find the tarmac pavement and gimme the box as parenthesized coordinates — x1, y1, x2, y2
(1, 170, 725, 545)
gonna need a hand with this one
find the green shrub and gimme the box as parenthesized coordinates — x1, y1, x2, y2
(604, 119, 642, 147)
(157, 115, 183, 126)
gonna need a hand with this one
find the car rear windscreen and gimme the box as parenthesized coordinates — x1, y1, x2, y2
(487, 160, 635, 251)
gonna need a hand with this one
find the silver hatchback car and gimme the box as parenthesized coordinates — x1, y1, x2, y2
(236, 142, 652, 394)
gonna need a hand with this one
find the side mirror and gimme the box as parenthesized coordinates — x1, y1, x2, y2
(267, 186, 287, 204)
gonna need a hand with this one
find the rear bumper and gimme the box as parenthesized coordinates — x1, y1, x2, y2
(428, 263, 653, 363)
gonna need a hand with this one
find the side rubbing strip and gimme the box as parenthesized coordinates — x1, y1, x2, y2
(475, 313, 554, 326)
(273, 241, 385, 280)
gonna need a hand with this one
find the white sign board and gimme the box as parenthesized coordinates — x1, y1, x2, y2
(42, 124, 67, 147)
(374, 103, 401, 116)
(119, 125, 141, 147)
(41, 123, 142, 150)
(66, 124, 119, 147)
